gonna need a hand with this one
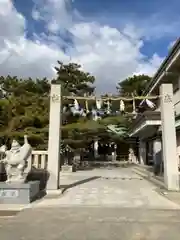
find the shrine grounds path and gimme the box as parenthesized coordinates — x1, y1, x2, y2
(1, 167, 180, 239)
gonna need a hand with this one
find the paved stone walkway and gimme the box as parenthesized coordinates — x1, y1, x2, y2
(35, 168, 180, 209)
(1, 207, 180, 239)
(1, 167, 180, 239)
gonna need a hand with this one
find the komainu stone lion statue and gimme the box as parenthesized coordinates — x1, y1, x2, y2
(0, 135, 32, 183)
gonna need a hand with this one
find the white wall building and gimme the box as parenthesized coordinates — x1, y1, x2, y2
(129, 38, 180, 168)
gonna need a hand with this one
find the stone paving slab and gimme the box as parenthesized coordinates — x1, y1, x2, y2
(1, 167, 180, 239)
(1, 207, 180, 239)
(61, 167, 141, 178)
(35, 175, 180, 209)
(25, 168, 180, 209)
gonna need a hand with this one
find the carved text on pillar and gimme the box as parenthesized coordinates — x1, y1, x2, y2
(51, 94, 61, 103)
(164, 94, 172, 103)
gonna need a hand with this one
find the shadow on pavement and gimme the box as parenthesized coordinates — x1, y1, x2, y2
(60, 176, 100, 193)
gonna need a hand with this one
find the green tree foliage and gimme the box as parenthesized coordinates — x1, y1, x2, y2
(53, 61, 98, 149)
(53, 61, 95, 96)
(117, 74, 151, 96)
(0, 64, 143, 151)
(0, 62, 97, 150)
(116, 74, 151, 113)
(0, 76, 50, 149)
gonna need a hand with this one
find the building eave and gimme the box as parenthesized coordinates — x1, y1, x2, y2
(143, 38, 180, 96)
(130, 112, 180, 138)
(129, 111, 161, 138)
(129, 120, 161, 137)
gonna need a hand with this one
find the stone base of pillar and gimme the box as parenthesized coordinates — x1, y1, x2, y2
(46, 189, 63, 196)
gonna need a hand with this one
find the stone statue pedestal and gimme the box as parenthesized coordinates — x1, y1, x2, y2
(0, 181, 40, 204)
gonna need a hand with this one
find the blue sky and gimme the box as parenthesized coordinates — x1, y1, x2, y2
(14, 0, 178, 57)
(0, 0, 179, 93)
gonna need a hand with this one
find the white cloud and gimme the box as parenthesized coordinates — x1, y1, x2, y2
(133, 53, 164, 77)
(0, 0, 68, 79)
(0, 0, 163, 93)
(32, 0, 73, 33)
(128, 11, 180, 41)
(68, 22, 147, 93)
(0, 0, 25, 45)
(31, 9, 40, 21)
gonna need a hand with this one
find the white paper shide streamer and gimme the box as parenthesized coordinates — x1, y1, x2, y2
(145, 99, 156, 109)
(74, 99, 79, 111)
(106, 100, 111, 114)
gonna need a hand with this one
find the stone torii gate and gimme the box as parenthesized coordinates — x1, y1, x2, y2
(46, 83, 179, 191)
(160, 84, 179, 191)
(138, 84, 179, 191)
(47, 84, 61, 190)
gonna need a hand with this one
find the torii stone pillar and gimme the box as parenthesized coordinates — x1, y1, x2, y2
(160, 84, 179, 191)
(47, 84, 61, 190)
